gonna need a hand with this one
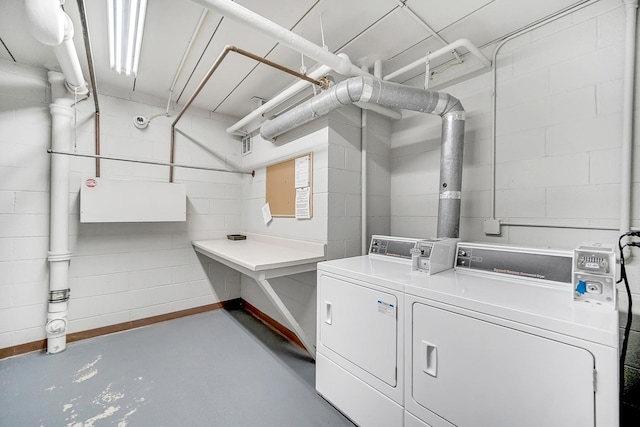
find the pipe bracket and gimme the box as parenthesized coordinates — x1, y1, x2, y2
(445, 111, 466, 121)
(440, 191, 462, 200)
(49, 288, 71, 303)
(48, 251, 73, 262)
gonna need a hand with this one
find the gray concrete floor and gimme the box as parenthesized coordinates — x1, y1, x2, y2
(0, 308, 356, 426)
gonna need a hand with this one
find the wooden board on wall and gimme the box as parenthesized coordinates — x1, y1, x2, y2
(266, 153, 312, 218)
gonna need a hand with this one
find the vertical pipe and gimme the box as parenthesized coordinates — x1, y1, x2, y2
(47, 71, 73, 354)
(436, 111, 465, 238)
(361, 65, 369, 255)
(621, 0, 637, 242)
(361, 108, 368, 254)
(95, 111, 101, 177)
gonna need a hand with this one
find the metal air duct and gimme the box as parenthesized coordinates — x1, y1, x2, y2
(260, 76, 465, 238)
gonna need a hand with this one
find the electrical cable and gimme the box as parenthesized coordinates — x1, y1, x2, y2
(617, 232, 635, 417)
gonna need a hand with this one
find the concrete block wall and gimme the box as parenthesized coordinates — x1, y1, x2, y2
(239, 119, 330, 346)
(238, 105, 390, 344)
(390, 0, 639, 419)
(365, 111, 393, 246)
(0, 59, 243, 349)
(0, 61, 51, 348)
(326, 106, 365, 260)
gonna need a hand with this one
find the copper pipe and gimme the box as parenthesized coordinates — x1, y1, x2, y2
(232, 46, 322, 85)
(95, 111, 100, 176)
(77, 0, 101, 177)
(169, 45, 325, 182)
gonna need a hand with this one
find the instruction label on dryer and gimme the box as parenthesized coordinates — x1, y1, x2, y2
(377, 300, 396, 316)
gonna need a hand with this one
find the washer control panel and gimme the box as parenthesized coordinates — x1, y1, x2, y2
(455, 243, 574, 284)
(573, 244, 616, 308)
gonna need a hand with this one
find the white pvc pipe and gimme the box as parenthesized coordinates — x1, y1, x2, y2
(25, 0, 88, 95)
(621, 0, 638, 241)
(166, 9, 209, 114)
(192, 0, 368, 77)
(383, 38, 491, 81)
(46, 71, 74, 354)
(373, 59, 383, 79)
(198, 0, 404, 133)
(227, 64, 333, 134)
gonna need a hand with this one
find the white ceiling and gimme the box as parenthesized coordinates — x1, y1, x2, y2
(0, 0, 582, 122)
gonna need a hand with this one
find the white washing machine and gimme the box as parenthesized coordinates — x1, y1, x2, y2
(404, 242, 619, 427)
(316, 236, 457, 427)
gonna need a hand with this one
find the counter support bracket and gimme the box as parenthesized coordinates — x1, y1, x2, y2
(257, 275, 316, 359)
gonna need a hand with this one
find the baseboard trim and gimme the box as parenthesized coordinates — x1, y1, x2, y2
(0, 298, 306, 360)
(240, 299, 306, 352)
(0, 299, 242, 360)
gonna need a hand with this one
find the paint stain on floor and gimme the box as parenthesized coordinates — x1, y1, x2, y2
(72, 355, 102, 383)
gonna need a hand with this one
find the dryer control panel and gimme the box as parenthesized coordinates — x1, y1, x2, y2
(369, 236, 420, 259)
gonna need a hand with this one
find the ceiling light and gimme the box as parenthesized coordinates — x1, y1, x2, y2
(107, 0, 148, 77)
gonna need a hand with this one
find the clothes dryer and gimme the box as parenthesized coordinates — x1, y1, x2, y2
(316, 236, 435, 427)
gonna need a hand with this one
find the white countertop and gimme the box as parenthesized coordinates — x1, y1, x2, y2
(192, 233, 326, 274)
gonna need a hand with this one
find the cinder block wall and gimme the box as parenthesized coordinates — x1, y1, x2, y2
(390, 0, 639, 418)
(0, 59, 243, 349)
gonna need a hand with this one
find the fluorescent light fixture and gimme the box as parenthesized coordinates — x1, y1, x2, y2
(107, 0, 147, 76)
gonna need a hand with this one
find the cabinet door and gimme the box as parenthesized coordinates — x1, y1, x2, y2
(319, 275, 398, 386)
(411, 302, 595, 427)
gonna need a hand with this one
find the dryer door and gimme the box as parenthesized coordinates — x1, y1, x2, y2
(319, 274, 398, 386)
(410, 301, 596, 427)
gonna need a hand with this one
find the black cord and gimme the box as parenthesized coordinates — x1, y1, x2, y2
(617, 235, 634, 415)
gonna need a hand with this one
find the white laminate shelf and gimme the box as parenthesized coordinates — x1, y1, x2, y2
(192, 233, 326, 279)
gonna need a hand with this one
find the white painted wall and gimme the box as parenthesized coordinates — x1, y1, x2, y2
(364, 111, 392, 245)
(0, 59, 243, 349)
(239, 119, 330, 344)
(237, 104, 391, 344)
(390, 0, 639, 407)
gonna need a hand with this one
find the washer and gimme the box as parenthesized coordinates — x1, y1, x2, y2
(404, 242, 619, 427)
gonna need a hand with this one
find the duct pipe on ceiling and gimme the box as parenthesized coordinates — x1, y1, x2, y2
(227, 60, 402, 135)
(25, 0, 89, 95)
(261, 76, 465, 238)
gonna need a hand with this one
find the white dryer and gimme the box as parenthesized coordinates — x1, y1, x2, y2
(316, 236, 420, 427)
(404, 242, 619, 427)
(316, 236, 457, 427)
